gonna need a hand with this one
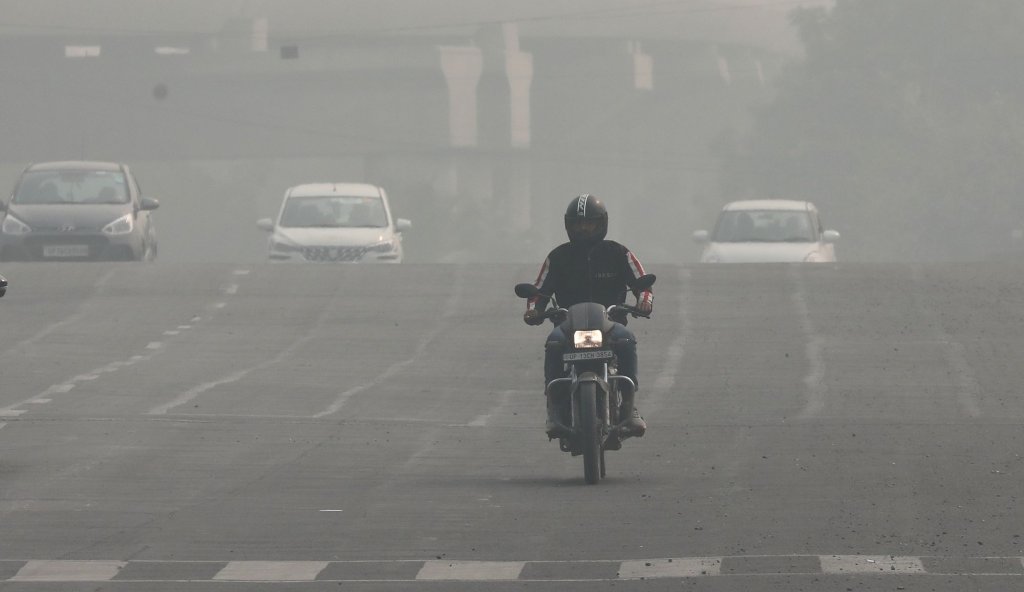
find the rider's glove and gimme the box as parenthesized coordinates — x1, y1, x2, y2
(523, 309, 545, 326)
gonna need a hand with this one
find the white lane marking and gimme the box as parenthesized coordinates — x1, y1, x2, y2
(11, 560, 126, 581)
(791, 268, 828, 419)
(618, 557, 721, 578)
(213, 302, 227, 309)
(820, 555, 925, 574)
(233, 269, 251, 276)
(468, 388, 519, 426)
(223, 284, 239, 295)
(2, 268, 241, 415)
(149, 368, 249, 415)
(163, 330, 180, 336)
(319, 509, 344, 512)
(645, 267, 689, 417)
(314, 265, 468, 419)
(214, 561, 329, 581)
(417, 561, 525, 580)
(910, 267, 981, 417)
(153, 273, 346, 415)
(0, 269, 117, 359)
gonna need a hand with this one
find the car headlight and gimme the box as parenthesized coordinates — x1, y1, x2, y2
(2, 214, 31, 235)
(368, 239, 397, 253)
(270, 240, 300, 253)
(573, 330, 603, 349)
(102, 214, 134, 235)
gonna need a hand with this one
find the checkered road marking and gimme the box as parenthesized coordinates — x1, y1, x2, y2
(0, 556, 1021, 582)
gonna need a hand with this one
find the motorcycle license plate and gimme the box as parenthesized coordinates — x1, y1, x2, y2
(563, 349, 614, 362)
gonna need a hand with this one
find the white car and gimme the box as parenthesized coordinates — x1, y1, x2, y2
(257, 183, 410, 263)
(693, 200, 839, 263)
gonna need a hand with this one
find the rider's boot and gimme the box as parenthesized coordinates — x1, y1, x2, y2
(545, 389, 570, 438)
(617, 390, 647, 437)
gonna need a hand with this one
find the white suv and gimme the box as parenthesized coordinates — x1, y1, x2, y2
(693, 200, 839, 263)
(257, 183, 410, 263)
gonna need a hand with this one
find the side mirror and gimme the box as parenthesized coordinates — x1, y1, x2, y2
(692, 230, 709, 243)
(395, 218, 411, 232)
(140, 197, 160, 211)
(514, 282, 541, 299)
(256, 218, 275, 232)
(822, 230, 840, 243)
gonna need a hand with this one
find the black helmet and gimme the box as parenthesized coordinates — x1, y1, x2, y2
(564, 194, 608, 244)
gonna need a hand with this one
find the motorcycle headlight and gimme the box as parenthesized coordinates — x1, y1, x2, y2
(2, 214, 31, 235)
(102, 214, 133, 235)
(573, 330, 603, 349)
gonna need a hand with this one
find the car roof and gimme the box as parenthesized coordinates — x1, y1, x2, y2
(287, 183, 382, 198)
(722, 199, 816, 212)
(27, 161, 124, 172)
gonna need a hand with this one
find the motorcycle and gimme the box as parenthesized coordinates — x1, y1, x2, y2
(514, 274, 655, 484)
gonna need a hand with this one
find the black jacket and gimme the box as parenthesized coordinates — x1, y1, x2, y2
(527, 240, 653, 312)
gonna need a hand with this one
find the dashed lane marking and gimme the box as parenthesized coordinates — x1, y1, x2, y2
(618, 557, 721, 578)
(213, 561, 329, 581)
(416, 561, 525, 580)
(11, 560, 126, 582)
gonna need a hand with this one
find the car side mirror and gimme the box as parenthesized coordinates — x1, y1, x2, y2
(822, 230, 840, 243)
(256, 218, 275, 232)
(692, 230, 709, 244)
(140, 197, 160, 211)
(395, 218, 411, 232)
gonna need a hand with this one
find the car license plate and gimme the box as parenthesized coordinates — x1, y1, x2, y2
(42, 245, 89, 258)
(563, 349, 614, 362)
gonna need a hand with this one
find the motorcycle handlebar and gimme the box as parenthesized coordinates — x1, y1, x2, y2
(607, 304, 650, 319)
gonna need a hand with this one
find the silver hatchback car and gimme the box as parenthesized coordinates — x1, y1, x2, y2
(0, 161, 159, 261)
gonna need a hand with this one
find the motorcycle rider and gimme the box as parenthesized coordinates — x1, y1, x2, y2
(523, 194, 653, 438)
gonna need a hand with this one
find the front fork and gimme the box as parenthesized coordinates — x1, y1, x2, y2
(545, 365, 637, 442)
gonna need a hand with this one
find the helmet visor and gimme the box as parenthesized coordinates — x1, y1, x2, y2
(567, 218, 602, 241)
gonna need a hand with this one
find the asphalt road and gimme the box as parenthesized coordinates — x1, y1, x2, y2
(0, 261, 1022, 591)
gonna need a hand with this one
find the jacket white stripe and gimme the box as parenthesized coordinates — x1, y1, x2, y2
(527, 257, 551, 311)
(627, 250, 654, 306)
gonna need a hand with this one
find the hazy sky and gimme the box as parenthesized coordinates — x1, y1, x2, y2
(0, 0, 832, 53)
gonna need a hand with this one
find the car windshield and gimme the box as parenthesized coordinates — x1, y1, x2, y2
(12, 170, 129, 205)
(279, 195, 387, 228)
(712, 209, 816, 242)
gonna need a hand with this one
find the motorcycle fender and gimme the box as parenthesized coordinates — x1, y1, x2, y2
(574, 372, 609, 394)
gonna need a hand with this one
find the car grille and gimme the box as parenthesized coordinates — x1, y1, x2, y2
(301, 246, 369, 262)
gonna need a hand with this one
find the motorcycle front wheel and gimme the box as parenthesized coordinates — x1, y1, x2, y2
(579, 382, 602, 484)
